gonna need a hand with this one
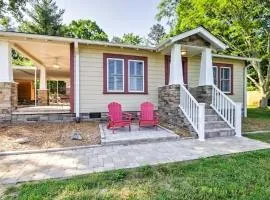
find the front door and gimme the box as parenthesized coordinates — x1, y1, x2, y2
(165, 55, 188, 85)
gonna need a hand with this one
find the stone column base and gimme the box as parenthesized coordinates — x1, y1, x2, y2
(37, 89, 49, 106)
(189, 85, 213, 106)
(0, 82, 18, 122)
(158, 84, 196, 137)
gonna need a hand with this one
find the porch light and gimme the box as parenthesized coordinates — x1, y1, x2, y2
(181, 50, 187, 56)
(53, 64, 60, 69)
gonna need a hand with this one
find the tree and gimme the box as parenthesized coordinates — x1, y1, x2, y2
(18, 0, 65, 36)
(159, 0, 270, 108)
(63, 19, 108, 41)
(156, 0, 179, 27)
(121, 33, 143, 45)
(148, 24, 166, 45)
(111, 36, 122, 43)
(0, 17, 13, 31)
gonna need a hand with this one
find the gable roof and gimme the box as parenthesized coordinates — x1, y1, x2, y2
(156, 26, 228, 51)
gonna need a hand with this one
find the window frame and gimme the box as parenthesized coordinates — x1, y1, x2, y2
(107, 58, 125, 93)
(128, 59, 145, 93)
(219, 66, 232, 94)
(103, 53, 148, 94)
(212, 63, 233, 95)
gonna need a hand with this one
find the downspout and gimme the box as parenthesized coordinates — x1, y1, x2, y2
(75, 42, 80, 120)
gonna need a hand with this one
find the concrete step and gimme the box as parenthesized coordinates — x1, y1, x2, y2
(205, 121, 229, 129)
(205, 108, 217, 115)
(205, 128, 235, 139)
(205, 114, 223, 121)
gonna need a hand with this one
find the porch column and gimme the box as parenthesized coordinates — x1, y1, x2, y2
(0, 41, 17, 122)
(199, 48, 214, 86)
(38, 67, 48, 106)
(169, 44, 184, 85)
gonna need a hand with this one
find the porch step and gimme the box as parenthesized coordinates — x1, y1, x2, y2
(205, 121, 229, 129)
(205, 128, 235, 139)
(205, 108, 217, 115)
(205, 114, 221, 121)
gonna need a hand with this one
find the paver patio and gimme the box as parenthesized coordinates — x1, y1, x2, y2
(0, 137, 269, 185)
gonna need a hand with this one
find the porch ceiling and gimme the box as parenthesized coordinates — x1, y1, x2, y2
(7, 37, 70, 79)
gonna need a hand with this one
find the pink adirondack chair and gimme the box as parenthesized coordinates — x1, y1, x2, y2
(138, 102, 160, 130)
(107, 102, 132, 134)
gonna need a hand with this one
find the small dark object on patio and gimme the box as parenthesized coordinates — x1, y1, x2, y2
(72, 132, 82, 140)
(75, 117, 81, 123)
(15, 137, 30, 144)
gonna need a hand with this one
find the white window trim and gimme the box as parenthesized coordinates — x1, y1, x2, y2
(212, 66, 218, 86)
(107, 58, 125, 93)
(128, 59, 145, 93)
(219, 66, 231, 94)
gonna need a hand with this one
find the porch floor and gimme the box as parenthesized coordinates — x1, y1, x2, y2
(100, 123, 180, 145)
(13, 106, 70, 114)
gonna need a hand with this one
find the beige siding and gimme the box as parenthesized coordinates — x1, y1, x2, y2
(79, 45, 165, 113)
(79, 44, 245, 113)
(188, 57, 245, 103)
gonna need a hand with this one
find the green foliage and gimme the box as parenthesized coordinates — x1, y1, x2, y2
(148, 23, 166, 45)
(4, 149, 270, 199)
(18, 0, 64, 36)
(63, 19, 108, 41)
(156, 0, 179, 27)
(0, 17, 13, 31)
(111, 36, 122, 44)
(120, 33, 143, 45)
(12, 50, 32, 66)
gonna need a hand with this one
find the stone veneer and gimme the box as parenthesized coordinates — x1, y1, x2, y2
(158, 84, 196, 136)
(189, 85, 213, 106)
(0, 82, 18, 122)
(37, 89, 49, 106)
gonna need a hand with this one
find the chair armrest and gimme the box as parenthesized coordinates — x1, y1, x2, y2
(123, 112, 132, 120)
(137, 112, 141, 120)
(154, 112, 160, 120)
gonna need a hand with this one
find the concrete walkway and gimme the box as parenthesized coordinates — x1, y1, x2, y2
(0, 137, 269, 185)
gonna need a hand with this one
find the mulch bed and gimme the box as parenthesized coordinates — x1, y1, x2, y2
(0, 122, 100, 152)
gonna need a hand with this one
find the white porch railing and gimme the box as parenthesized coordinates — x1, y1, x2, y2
(179, 84, 205, 141)
(211, 84, 242, 137)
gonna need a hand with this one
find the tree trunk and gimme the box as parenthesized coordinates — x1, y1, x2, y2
(259, 92, 269, 108)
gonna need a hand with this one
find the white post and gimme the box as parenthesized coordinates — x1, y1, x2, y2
(0, 41, 13, 82)
(75, 42, 80, 118)
(169, 44, 184, 85)
(39, 67, 47, 90)
(198, 103, 205, 141)
(235, 103, 242, 137)
(34, 67, 37, 106)
(199, 48, 214, 86)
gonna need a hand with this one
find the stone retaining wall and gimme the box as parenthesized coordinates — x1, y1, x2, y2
(11, 113, 76, 123)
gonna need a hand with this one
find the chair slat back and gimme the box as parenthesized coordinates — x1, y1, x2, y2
(140, 102, 154, 120)
(108, 102, 122, 121)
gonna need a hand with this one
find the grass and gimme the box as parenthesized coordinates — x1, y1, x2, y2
(244, 132, 270, 143)
(3, 149, 270, 200)
(243, 107, 270, 132)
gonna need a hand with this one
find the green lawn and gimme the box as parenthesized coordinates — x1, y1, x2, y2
(244, 132, 270, 143)
(4, 149, 270, 200)
(243, 107, 270, 132)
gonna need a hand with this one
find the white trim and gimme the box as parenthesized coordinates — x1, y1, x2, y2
(213, 54, 261, 62)
(75, 42, 80, 118)
(157, 27, 228, 51)
(106, 58, 125, 93)
(128, 59, 145, 93)
(219, 66, 232, 94)
(13, 65, 37, 70)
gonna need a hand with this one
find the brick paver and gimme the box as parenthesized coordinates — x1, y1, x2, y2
(0, 137, 269, 185)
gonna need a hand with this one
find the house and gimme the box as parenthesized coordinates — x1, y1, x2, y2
(0, 27, 260, 140)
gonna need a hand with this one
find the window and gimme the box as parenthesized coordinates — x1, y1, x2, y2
(212, 63, 233, 94)
(103, 53, 148, 94)
(128, 60, 144, 92)
(107, 58, 124, 92)
(212, 66, 218, 86)
(220, 67, 231, 93)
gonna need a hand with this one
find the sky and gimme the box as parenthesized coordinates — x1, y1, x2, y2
(55, 0, 164, 39)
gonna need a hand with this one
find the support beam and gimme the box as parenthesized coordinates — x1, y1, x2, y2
(75, 42, 80, 118)
(39, 67, 47, 90)
(169, 44, 184, 85)
(0, 41, 13, 82)
(199, 48, 214, 86)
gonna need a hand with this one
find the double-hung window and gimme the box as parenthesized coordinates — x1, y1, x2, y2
(107, 58, 124, 92)
(128, 60, 144, 92)
(104, 53, 148, 94)
(212, 63, 233, 94)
